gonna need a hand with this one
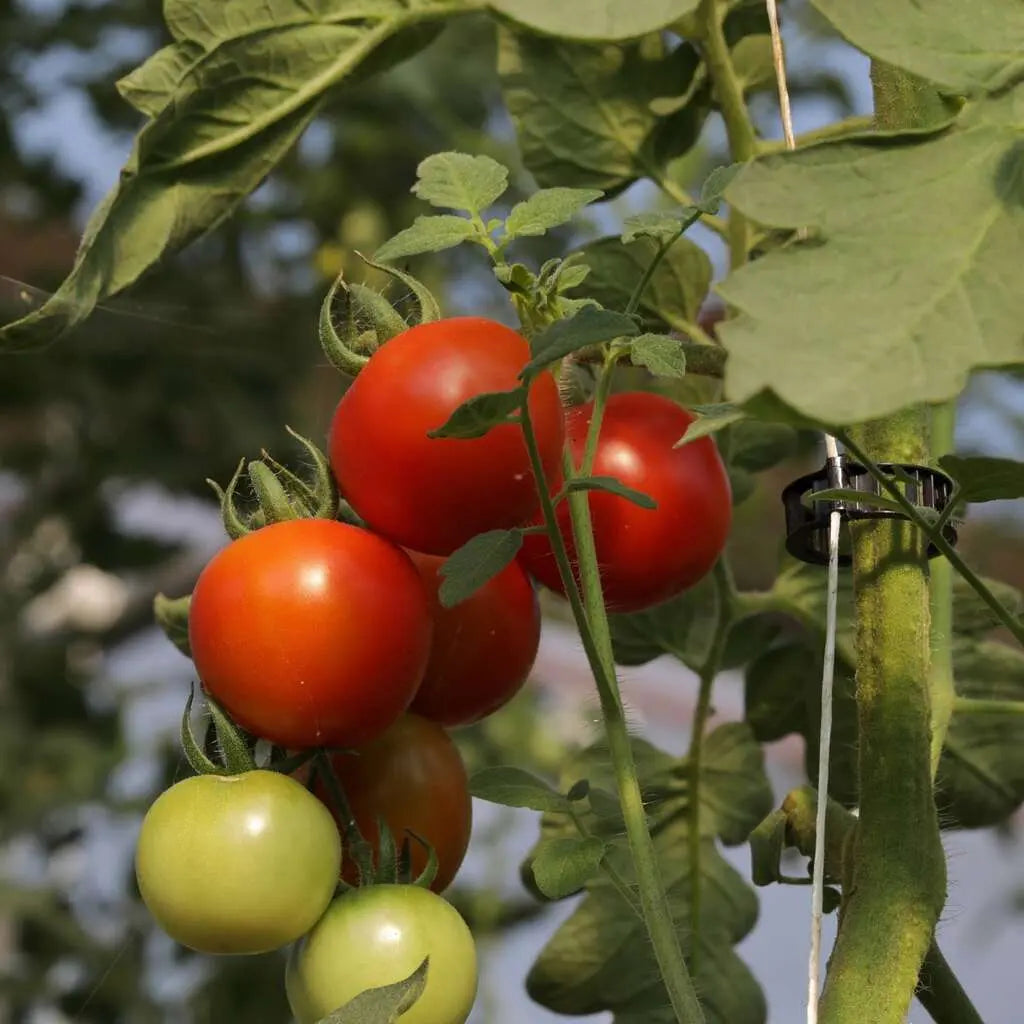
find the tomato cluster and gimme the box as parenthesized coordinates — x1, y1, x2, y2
(136, 315, 731, 1022)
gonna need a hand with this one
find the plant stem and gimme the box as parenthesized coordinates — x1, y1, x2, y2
(929, 402, 956, 777)
(916, 944, 985, 1024)
(756, 115, 875, 153)
(818, 406, 946, 1022)
(699, 0, 757, 268)
(686, 559, 733, 975)
(952, 696, 1024, 715)
(520, 405, 705, 1023)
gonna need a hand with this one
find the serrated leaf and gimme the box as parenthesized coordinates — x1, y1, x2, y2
(566, 476, 656, 509)
(412, 152, 508, 214)
(505, 187, 604, 239)
(531, 836, 607, 899)
(439, 529, 523, 608)
(675, 403, 745, 446)
(489, 0, 700, 42)
(939, 454, 1024, 503)
(699, 163, 743, 212)
(427, 387, 526, 440)
(571, 236, 712, 333)
(524, 308, 639, 375)
(374, 215, 476, 261)
(498, 29, 705, 194)
(629, 334, 688, 378)
(622, 210, 700, 245)
(810, 0, 1024, 95)
(470, 766, 569, 813)
(718, 90, 1024, 426)
(316, 957, 428, 1023)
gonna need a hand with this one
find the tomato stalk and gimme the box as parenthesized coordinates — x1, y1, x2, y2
(519, 398, 706, 1024)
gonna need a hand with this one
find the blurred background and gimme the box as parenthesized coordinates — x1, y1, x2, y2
(2, 0, 1023, 1021)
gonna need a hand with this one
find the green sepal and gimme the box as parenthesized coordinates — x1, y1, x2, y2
(179, 686, 256, 776)
(153, 592, 191, 657)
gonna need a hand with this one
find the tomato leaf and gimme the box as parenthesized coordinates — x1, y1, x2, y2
(470, 766, 569, 813)
(316, 957, 429, 1024)
(504, 187, 604, 239)
(622, 210, 700, 245)
(524, 308, 639, 376)
(939, 454, 1024, 503)
(374, 215, 477, 262)
(153, 592, 191, 657)
(698, 163, 743, 213)
(530, 836, 607, 899)
(628, 334, 688, 378)
(427, 387, 526, 440)
(411, 151, 509, 215)
(438, 529, 524, 608)
(489, 0, 699, 42)
(566, 476, 657, 509)
(727, 420, 798, 473)
(674, 404, 745, 446)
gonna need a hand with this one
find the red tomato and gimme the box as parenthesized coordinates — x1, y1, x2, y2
(518, 391, 731, 612)
(189, 519, 432, 749)
(328, 317, 565, 556)
(406, 550, 540, 727)
(318, 714, 472, 893)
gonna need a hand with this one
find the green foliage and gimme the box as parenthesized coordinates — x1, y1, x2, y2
(426, 387, 526, 439)
(316, 958, 429, 1023)
(488, 0, 699, 42)
(530, 835, 608, 898)
(525, 307, 639, 370)
(565, 476, 657, 509)
(438, 528, 524, 607)
(940, 455, 1024, 503)
(469, 765, 569, 813)
(628, 334, 689, 378)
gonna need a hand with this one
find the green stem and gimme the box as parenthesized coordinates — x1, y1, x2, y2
(652, 173, 728, 238)
(699, 0, 757, 268)
(818, 407, 946, 1022)
(686, 559, 733, 975)
(756, 115, 875, 153)
(929, 402, 956, 778)
(916, 944, 985, 1024)
(838, 432, 1024, 648)
(952, 696, 1024, 715)
(569, 805, 642, 919)
(520, 406, 705, 1023)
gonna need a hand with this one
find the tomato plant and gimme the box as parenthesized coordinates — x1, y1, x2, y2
(286, 884, 477, 1024)
(189, 519, 432, 749)
(317, 713, 472, 893)
(328, 317, 564, 556)
(407, 549, 541, 726)
(135, 771, 341, 955)
(519, 391, 732, 612)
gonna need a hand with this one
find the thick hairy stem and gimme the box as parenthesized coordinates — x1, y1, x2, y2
(818, 410, 946, 1023)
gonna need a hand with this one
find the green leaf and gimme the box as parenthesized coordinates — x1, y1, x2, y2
(810, 0, 1024, 95)
(489, 0, 700, 41)
(153, 592, 191, 657)
(524, 308, 639, 375)
(374, 215, 477, 261)
(530, 836, 608, 899)
(699, 723, 775, 845)
(427, 387, 526, 440)
(937, 637, 1024, 828)
(571, 236, 712, 333)
(470, 766, 569, 813)
(505, 187, 604, 239)
(628, 334, 688, 378)
(438, 529, 523, 608)
(565, 476, 657, 509)
(699, 163, 743, 212)
(727, 420, 798, 473)
(675, 403, 745, 446)
(498, 29, 705, 194)
(622, 209, 700, 245)
(411, 151, 509, 214)
(316, 957, 428, 1024)
(939, 454, 1024, 503)
(954, 574, 1024, 637)
(718, 91, 1024, 426)
(1, 3, 437, 351)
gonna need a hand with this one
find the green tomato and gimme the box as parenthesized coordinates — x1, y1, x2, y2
(286, 885, 478, 1024)
(135, 770, 341, 955)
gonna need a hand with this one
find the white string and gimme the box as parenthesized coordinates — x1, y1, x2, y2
(764, 5, 842, 1022)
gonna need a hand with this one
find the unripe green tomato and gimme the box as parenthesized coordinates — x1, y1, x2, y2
(136, 770, 341, 955)
(286, 885, 478, 1024)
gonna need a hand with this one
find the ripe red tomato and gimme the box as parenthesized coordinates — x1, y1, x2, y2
(189, 519, 432, 749)
(518, 391, 732, 612)
(317, 714, 472, 893)
(406, 550, 540, 727)
(328, 317, 565, 556)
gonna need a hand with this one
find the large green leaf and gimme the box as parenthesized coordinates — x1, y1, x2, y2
(811, 0, 1024, 95)
(497, 28, 705, 194)
(489, 0, 699, 42)
(718, 87, 1024, 426)
(0, 1, 450, 350)
(522, 729, 770, 1023)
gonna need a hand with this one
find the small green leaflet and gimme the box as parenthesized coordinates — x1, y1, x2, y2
(629, 334, 687, 378)
(524, 307, 639, 376)
(438, 529, 524, 608)
(621, 209, 700, 245)
(674, 403, 745, 446)
(939, 455, 1024, 503)
(411, 152, 509, 215)
(699, 163, 743, 212)
(566, 476, 657, 509)
(469, 766, 570, 813)
(505, 187, 604, 239)
(374, 215, 476, 262)
(427, 387, 525, 440)
(315, 958, 429, 1024)
(530, 836, 608, 899)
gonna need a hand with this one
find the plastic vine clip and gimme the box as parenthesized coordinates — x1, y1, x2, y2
(782, 455, 959, 567)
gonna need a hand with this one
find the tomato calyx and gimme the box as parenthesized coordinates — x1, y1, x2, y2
(207, 426, 338, 538)
(181, 685, 258, 776)
(319, 256, 440, 378)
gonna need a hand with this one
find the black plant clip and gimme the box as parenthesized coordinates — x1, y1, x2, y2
(782, 454, 959, 567)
